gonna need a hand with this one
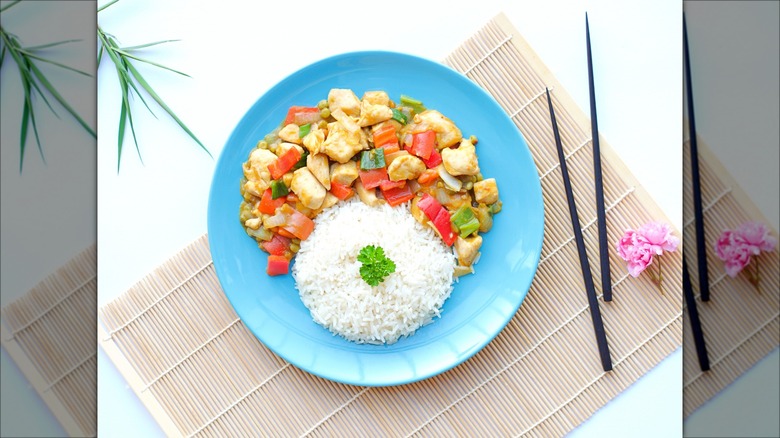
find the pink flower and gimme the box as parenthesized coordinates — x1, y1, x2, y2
(638, 221, 680, 255)
(616, 222, 678, 283)
(616, 230, 654, 277)
(736, 221, 777, 254)
(714, 231, 752, 277)
(715, 222, 776, 280)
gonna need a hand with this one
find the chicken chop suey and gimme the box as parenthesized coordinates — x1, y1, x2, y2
(239, 89, 502, 277)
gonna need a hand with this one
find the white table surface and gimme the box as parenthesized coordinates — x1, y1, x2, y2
(2, 0, 686, 436)
(94, 1, 682, 436)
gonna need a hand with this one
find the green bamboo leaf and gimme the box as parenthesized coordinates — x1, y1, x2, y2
(0, 0, 21, 12)
(20, 94, 29, 171)
(0, 45, 6, 70)
(122, 79, 142, 163)
(125, 61, 211, 157)
(97, 44, 104, 65)
(97, 0, 120, 13)
(19, 49, 92, 77)
(101, 31, 157, 118)
(113, 48, 190, 77)
(28, 61, 96, 137)
(24, 39, 82, 51)
(20, 74, 44, 170)
(120, 39, 180, 51)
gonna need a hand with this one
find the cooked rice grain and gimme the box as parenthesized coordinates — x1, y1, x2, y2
(292, 199, 456, 344)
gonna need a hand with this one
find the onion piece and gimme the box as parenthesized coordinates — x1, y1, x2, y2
(264, 211, 287, 229)
(437, 164, 462, 191)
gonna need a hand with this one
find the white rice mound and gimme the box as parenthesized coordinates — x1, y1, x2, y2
(292, 198, 456, 344)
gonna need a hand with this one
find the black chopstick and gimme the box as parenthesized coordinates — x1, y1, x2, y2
(546, 87, 613, 372)
(683, 255, 710, 371)
(683, 14, 710, 301)
(585, 13, 612, 302)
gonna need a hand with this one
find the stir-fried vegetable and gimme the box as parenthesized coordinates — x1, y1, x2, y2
(270, 180, 288, 199)
(239, 89, 502, 278)
(360, 149, 386, 170)
(268, 147, 301, 180)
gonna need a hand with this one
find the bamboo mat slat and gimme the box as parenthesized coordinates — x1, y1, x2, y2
(1, 244, 97, 437)
(98, 14, 683, 437)
(682, 133, 780, 417)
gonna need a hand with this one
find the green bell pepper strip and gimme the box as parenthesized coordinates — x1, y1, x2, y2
(292, 150, 309, 170)
(298, 123, 311, 138)
(391, 108, 408, 125)
(270, 179, 289, 199)
(399, 95, 426, 114)
(450, 205, 479, 237)
(360, 148, 386, 170)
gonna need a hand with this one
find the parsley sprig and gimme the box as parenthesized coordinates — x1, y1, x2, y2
(357, 245, 396, 287)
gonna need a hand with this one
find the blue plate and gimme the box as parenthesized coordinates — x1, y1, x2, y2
(208, 51, 544, 386)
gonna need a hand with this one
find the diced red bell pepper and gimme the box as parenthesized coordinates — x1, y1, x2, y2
(258, 188, 287, 215)
(358, 167, 389, 190)
(417, 168, 439, 186)
(381, 183, 414, 207)
(378, 143, 400, 155)
(421, 148, 442, 168)
(266, 255, 290, 276)
(432, 208, 456, 246)
(417, 193, 455, 245)
(379, 179, 405, 191)
(373, 124, 399, 148)
(409, 130, 436, 160)
(283, 106, 320, 126)
(262, 234, 291, 256)
(417, 193, 443, 219)
(279, 204, 314, 240)
(268, 147, 302, 180)
(329, 181, 354, 200)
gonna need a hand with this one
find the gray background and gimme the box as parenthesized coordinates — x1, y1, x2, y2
(683, 1, 780, 437)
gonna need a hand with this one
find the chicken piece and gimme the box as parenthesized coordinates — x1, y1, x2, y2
(306, 153, 331, 190)
(277, 142, 304, 158)
(321, 120, 368, 163)
(330, 161, 359, 186)
(413, 110, 462, 148)
(328, 88, 361, 117)
(354, 179, 381, 206)
(441, 139, 480, 176)
(473, 178, 499, 204)
(242, 179, 269, 198)
(290, 167, 326, 210)
(282, 171, 294, 188)
(410, 195, 427, 224)
(357, 91, 393, 127)
(387, 154, 426, 181)
(244, 217, 262, 230)
(362, 91, 391, 106)
(455, 235, 483, 267)
(312, 193, 339, 216)
(278, 123, 302, 144)
(243, 148, 277, 182)
(302, 127, 326, 155)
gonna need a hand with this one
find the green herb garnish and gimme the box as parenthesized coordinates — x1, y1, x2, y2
(357, 245, 396, 287)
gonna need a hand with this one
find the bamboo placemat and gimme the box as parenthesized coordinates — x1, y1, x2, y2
(682, 134, 780, 417)
(99, 13, 682, 437)
(1, 244, 97, 437)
